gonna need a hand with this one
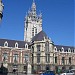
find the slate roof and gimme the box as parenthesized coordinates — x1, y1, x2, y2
(55, 45, 75, 52)
(32, 30, 48, 42)
(0, 39, 30, 48)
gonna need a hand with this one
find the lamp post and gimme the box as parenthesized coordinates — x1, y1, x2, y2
(0, 0, 4, 21)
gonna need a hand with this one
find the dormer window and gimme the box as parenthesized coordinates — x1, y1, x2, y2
(61, 47, 64, 52)
(54, 47, 57, 52)
(25, 43, 28, 49)
(4, 41, 8, 47)
(68, 48, 71, 52)
(15, 42, 18, 48)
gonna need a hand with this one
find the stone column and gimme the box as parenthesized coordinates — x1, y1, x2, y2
(27, 62, 31, 75)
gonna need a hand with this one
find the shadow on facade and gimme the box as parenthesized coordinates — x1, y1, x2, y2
(0, 63, 8, 75)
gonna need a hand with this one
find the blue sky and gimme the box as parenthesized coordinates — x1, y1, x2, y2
(0, 0, 74, 46)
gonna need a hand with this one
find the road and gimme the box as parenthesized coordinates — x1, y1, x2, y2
(8, 73, 38, 75)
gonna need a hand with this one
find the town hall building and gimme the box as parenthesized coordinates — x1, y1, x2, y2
(0, 0, 75, 74)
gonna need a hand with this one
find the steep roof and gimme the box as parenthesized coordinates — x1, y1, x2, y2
(0, 39, 29, 48)
(55, 45, 75, 52)
(32, 30, 48, 42)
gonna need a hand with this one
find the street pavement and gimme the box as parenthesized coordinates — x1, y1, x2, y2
(7, 73, 58, 75)
(8, 73, 39, 75)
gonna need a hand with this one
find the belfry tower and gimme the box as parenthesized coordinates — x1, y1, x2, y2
(24, 0, 42, 42)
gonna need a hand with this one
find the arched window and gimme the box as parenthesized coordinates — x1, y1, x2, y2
(61, 47, 64, 52)
(3, 53, 8, 62)
(68, 48, 71, 52)
(54, 46, 57, 52)
(25, 43, 28, 49)
(4, 41, 8, 47)
(13, 54, 18, 63)
(35, 27, 37, 35)
(15, 42, 18, 48)
(32, 27, 34, 37)
(45, 41, 49, 52)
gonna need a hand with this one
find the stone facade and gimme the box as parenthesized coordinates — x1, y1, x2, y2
(54, 45, 75, 73)
(0, 39, 31, 73)
(0, 0, 75, 74)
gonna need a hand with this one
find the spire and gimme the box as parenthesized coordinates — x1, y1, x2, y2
(31, 0, 36, 11)
(30, 0, 36, 17)
(39, 11, 42, 18)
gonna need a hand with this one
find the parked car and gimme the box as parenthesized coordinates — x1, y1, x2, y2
(41, 70, 55, 75)
(70, 69, 75, 74)
(60, 70, 74, 75)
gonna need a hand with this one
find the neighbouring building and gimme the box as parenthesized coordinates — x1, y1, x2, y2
(0, 0, 4, 21)
(0, 0, 75, 73)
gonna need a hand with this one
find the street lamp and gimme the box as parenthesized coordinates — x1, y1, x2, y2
(0, 0, 4, 21)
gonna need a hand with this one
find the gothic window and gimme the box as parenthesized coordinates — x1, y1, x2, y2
(46, 54, 50, 63)
(35, 28, 37, 35)
(24, 54, 29, 63)
(62, 57, 65, 64)
(32, 28, 34, 37)
(45, 41, 49, 52)
(4, 41, 8, 47)
(69, 57, 71, 64)
(3, 53, 8, 62)
(13, 54, 18, 63)
(37, 54, 40, 63)
(32, 46, 34, 53)
(37, 45, 40, 52)
(55, 57, 57, 63)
